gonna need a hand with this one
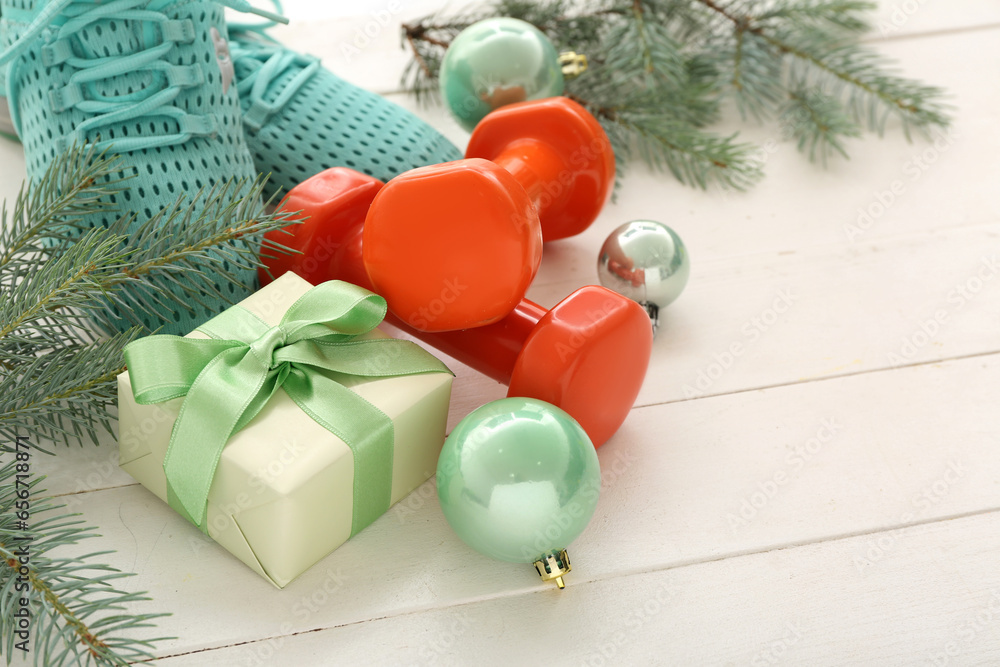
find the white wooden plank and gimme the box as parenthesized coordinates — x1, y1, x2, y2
(868, 0, 1000, 42)
(153, 509, 1000, 666)
(34, 352, 1000, 657)
(526, 221, 1000, 408)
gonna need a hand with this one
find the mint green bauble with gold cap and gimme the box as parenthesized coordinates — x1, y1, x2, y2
(440, 18, 564, 132)
(436, 397, 600, 588)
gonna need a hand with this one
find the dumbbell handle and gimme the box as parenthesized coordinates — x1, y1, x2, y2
(492, 141, 565, 218)
(397, 300, 546, 385)
(465, 96, 614, 241)
(388, 284, 652, 448)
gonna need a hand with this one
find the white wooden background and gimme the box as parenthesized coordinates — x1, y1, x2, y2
(5, 1, 1000, 665)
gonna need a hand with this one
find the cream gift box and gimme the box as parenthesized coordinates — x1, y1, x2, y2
(117, 272, 453, 588)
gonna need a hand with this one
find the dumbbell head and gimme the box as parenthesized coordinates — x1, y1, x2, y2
(258, 168, 382, 287)
(362, 159, 543, 332)
(508, 285, 653, 447)
(466, 96, 616, 241)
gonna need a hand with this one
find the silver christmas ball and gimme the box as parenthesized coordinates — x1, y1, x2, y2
(597, 220, 690, 332)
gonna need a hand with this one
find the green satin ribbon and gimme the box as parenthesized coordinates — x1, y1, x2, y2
(123, 281, 451, 534)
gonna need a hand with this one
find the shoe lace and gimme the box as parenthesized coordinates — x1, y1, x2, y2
(0, 0, 288, 153)
(228, 0, 320, 132)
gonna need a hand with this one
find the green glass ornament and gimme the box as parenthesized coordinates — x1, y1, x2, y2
(436, 397, 601, 588)
(597, 220, 691, 334)
(440, 17, 564, 132)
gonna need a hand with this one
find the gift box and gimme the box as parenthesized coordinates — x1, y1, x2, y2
(117, 273, 453, 588)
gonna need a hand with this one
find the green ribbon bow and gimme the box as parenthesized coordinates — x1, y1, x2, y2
(123, 280, 451, 534)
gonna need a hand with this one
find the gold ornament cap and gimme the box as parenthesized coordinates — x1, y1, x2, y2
(534, 549, 572, 589)
(558, 51, 588, 80)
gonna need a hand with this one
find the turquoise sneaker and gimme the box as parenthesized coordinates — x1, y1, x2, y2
(0, 0, 285, 335)
(229, 15, 462, 201)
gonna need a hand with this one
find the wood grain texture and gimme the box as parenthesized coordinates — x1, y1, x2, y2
(153, 510, 1000, 667)
(5, 2, 999, 665)
(21, 352, 1000, 662)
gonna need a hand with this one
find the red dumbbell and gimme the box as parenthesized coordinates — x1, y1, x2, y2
(404, 286, 653, 448)
(363, 97, 614, 325)
(261, 174, 650, 447)
(464, 96, 615, 242)
(261, 163, 541, 331)
(324, 213, 652, 446)
(261, 97, 614, 332)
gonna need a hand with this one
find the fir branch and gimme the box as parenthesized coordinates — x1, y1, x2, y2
(0, 145, 302, 452)
(0, 332, 137, 453)
(0, 226, 135, 343)
(607, 111, 763, 189)
(0, 461, 171, 665)
(400, 0, 952, 183)
(0, 145, 123, 274)
(90, 177, 299, 334)
(692, 0, 950, 137)
(755, 0, 873, 34)
(780, 86, 862, 163)
(777, 35, 951, 139)
(400, 5, 494, 102)
(726, 28, 784, 120)
(0, 145, 301, 664)
(627, 1, 687, 84)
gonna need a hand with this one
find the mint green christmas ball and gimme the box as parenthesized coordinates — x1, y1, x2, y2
(436, 397, 601, 564)
(439, 17, 564, 132)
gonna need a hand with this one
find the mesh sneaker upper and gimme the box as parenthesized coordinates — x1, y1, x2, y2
(1, 0, 265, 334)
(229, 32, 462, 201)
